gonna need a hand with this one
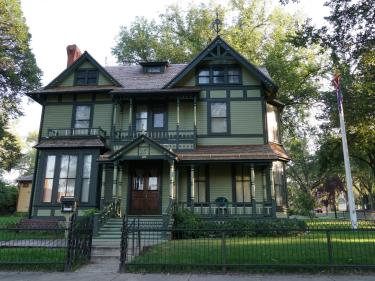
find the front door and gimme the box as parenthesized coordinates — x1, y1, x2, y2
(129, 163, 161, 215)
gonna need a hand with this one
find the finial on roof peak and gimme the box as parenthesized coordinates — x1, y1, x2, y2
(212, 10, 222, 36)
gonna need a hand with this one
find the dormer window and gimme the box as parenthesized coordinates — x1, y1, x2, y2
(198, 66, 241, 85)
(75, 69, 98, 86)
(140, 61, 168, 74)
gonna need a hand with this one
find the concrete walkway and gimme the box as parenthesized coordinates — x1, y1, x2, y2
(1, 272, 375, 281)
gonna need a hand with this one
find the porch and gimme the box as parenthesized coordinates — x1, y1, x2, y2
(98, 160, 284, 219)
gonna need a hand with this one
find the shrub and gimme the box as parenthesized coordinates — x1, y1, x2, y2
(172, 210, 307, 238)
(0, 182, 18, 215)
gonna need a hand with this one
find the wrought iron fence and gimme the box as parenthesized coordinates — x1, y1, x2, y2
(0, 219, 67, 270)
(0, 214, 93, 271)
(65, 213, 94, 271)
(119, 221, 375, 272)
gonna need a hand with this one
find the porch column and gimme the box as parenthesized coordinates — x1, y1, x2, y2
(112, 163, 118, 199)
(268, 164, 276, 217)
(190, 165, 195, 212)
(169, 161, 175, 202)
(193, 96, 197, 129)
(262, 169, 267, 215)
(118, 164, 123, 216)
(100, 164, 106, 208)
(128, 98, 133, 133)
(250, 164, 256, 215)
(176, 97, 180, 150)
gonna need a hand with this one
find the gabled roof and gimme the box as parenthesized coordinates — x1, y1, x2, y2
(163, 36, 278, 93)
(105, 64, 186, 90)
(101, 134, 178, 162)
(44, 51, 122, 89)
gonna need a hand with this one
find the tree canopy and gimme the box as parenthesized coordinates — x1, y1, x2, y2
(0, 0, 41, 174)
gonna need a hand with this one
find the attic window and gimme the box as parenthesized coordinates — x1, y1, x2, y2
(197, 66, 241, 85)
(139, 61, 168, 74)
(75, 69, 98, 86)
(144, 66, 163, 73)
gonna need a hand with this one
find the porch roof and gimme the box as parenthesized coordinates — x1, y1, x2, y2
(177, 143, 290, 162)
(99, 142, 289, 162)
(34, 138, 105, 149)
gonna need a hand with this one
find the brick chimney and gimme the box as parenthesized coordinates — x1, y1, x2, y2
(66, 44, 82, 67)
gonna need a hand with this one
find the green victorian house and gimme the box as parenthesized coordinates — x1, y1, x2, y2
(28, 36, 289, 220)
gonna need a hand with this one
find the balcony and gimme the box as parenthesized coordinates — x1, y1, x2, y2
(47, 128, 106, 138)
(113, 129, 196, 150)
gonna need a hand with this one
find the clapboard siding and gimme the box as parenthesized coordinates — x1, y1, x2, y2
(42, 105, 73, 136)
(93, 103, 112, 133)
(209, 164, 232, 201)
(197, 137, 264, 146)
(231, 101, 263, 134)
(196, 101, 207, 135)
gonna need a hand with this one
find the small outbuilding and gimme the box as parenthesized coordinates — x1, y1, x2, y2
(16, 175, 33, 213)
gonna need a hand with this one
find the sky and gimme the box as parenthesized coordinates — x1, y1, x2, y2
(5, 0, 329, 181)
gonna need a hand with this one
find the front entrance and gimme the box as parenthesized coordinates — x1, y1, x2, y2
(129, 162, 161, 215)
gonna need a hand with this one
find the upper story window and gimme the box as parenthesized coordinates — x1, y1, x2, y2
(75, 69, 98, 86)
(136, 105, 148, 131)
(144, 66, 163, 73)
(140, 61, 168, 74)
(74, 105, 91, 128)
(210, 102, 228, 134)
(135, 104, 166, 131)
(197, 66, 241, 85)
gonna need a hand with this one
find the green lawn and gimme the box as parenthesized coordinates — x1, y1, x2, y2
(0, 248, 66, 271)
(0, 215, 25, 226)
(128, 231, 375, 272)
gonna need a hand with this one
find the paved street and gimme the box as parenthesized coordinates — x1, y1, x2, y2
(1, 272, 375, 281)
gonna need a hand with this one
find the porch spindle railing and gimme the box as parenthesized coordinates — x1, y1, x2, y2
(93, 199, 121, 236)
(175, 201, 273, 217)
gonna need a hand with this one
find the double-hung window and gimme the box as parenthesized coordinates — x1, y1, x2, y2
(212, 67, 225, 84)
(135, 105, 148, 131)
(57, 155, 78, 202)
(81, 155, 92, 203)
(42, 156, 56, 203)
(228, 67, 241, 84)
(194, 166, 207, 203)
(74, 105, 91, 129)
(210, 102, 228, 133)
(198, 69, 210, 84)
(235, 165, 251, 204)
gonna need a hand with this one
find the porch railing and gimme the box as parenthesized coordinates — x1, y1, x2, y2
(93, 199, 121, 236)
(47, 127, 106, 138)
(176, 201, 273, 217)
(114, 129, 196, 142)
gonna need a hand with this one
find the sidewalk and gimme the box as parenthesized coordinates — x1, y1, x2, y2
(1, 272, 375, 281)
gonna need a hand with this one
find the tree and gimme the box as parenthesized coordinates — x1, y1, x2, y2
(289, 0, 374, 214)
(16, 130, 38, 175)
(0, 0, 41, 174)
(112, 0, 325, 133)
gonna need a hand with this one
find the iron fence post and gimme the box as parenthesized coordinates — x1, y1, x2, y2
(221, 231, 227, 273)
(64, 213, 75, 272)
(119, 215, 128, 273)
(326, 230, 333, 270)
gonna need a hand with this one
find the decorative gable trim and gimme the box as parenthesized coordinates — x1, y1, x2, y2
(44, 51, 122, 89)
(102, 134, 178, 162)
(163, 36, 278, 93)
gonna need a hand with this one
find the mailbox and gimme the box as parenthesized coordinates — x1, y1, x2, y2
(61, 196, 77, 213)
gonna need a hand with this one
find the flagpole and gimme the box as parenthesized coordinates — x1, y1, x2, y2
(333, 74, 358, 229)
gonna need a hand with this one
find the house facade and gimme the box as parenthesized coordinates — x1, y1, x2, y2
(28, 36, 289, 220)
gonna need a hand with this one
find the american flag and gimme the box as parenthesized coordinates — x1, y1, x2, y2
(332, 74, 343, 113)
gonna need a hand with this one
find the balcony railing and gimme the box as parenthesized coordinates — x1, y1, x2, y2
(114, 129, 195, 142)
(113, 129, 197, 150)
(47, 128, 106, 138)
(176, 201, 274, 217)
